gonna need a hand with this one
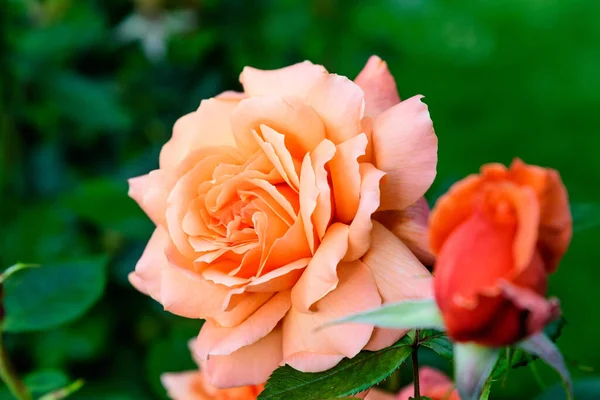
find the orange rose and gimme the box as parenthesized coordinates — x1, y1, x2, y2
(430, 159, 571, 346)
(129, 56, 438, 387)
(162, 340, 264, 400)
(365, 368, 459, 400)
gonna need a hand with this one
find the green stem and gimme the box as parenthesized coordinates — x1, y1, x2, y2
(0, 333, 30, 400)
(412, 329, 421, 399)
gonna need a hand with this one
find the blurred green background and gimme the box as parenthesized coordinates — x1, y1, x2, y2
(1, 0, 599, 398)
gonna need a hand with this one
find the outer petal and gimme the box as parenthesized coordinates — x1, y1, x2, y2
(372, 95, 437, 211)
(160, 266, 272, 327)
(429, 174, 482, 255)
(240, 61, 328, 99)
(362, 221, 433, 303)
(128, 171, 175, 226)
(161, 371, 204, 400)
(128, 227, 170, 300)
(159, 99, 239, 169)
(205, 326, 283, 388)
(283, 260, 381, 372)
(364, 389, 397, 400)
(354, 55, 401, 117)
(291, 223, 349, 313)
(374, 197, 435, 266)
(364, 327, 407, 351)
(307, 74, 365, 144)
(508, 159, 572, 272)
(195, 291, 291, 359)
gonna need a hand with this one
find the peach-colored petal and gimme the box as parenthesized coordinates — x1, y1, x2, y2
(216, 90, 246, 101)
(354, 55, 401, 117)
(283, 260, 380, 371)
(372, 95, 437, 211)
(280, 352, 344, 373)
(291, 223, 349, 313)
(250, 129, 299, 191)
(248, 258, 309, 292)
(161, 371, 204, 400)
(307, 74, 365, 144)
(299, 153, 318, 253)
(239, 61, 328, 99)
(129, 227, 170, 300)
(344, 163, 386, 262)
(159, 99, 239, 169)
(364, 327, 408, 351)
(364, 388, 397, 400)
(362, 221, 433, 303)
(309, 139, 336, 239)
(196, 291, 291, 359)
(166, 151, 242, 258)
(205, 326, 283, 388)
(329, 134, 368, 224)
(128, 171, 176, 226)
(260, 217, 312, 275)
(231, 95, 326, 159)
(160, 266, 272, 327)
(374, 197, 435, 266)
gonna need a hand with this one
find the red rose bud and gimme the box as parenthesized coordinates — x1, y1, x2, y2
(429, 159, 571, 346)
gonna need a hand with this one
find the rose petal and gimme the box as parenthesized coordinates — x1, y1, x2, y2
(508, 159, 572, 273)
(344, 163, 386, 262)
(231, 95, 326, 159)
(239, 61, 328, 99)
(362, 221, 433, 303)
(283, 260, 380, 371)
(129, 227, 171, 300)
(159, 99, 239, 169)
(196, 291, 291, 359)
(354, 55, 401, 117)
(372, 95, 437, 211)
(307, 74, 365, 144)
(364, 327, 408, 351)
(309, 139, 336, 240)
(205, 326, 283, 388)
(160, 266, 272, 327)
(373, 197, 435, 266)
(280, 352, 345, 374)
(161, 371, 205, 399)
(291, 223, 349, 313)
(329, 134, 368, 224)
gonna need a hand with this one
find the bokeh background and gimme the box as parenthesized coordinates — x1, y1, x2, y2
(2, 0, 599, 398)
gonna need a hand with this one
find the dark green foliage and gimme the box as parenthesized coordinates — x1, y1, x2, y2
(3, 257, 108, 332)
(258, 338, 412, 400)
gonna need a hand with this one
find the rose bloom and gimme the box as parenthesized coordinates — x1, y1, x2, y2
(129, 55, 438, 387)
(162, 340, 265, 400)
(366, 367, 459, 400)
(430, 159, 571, 346)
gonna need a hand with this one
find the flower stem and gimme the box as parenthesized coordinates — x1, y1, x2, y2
(0, 332, 30, 400)
(412, 329, 421, 400)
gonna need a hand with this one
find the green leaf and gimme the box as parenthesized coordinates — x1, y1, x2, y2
(258, 337, 413, 400)
(571, 203, 600, 233)
(24, 369, 69, 395)
(320, 299, 444, 331)
(61, 178, 153, 240)
(420, 334, 453, 359)
(3, 256, 108, 332)
(39, 379, 85, 400)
